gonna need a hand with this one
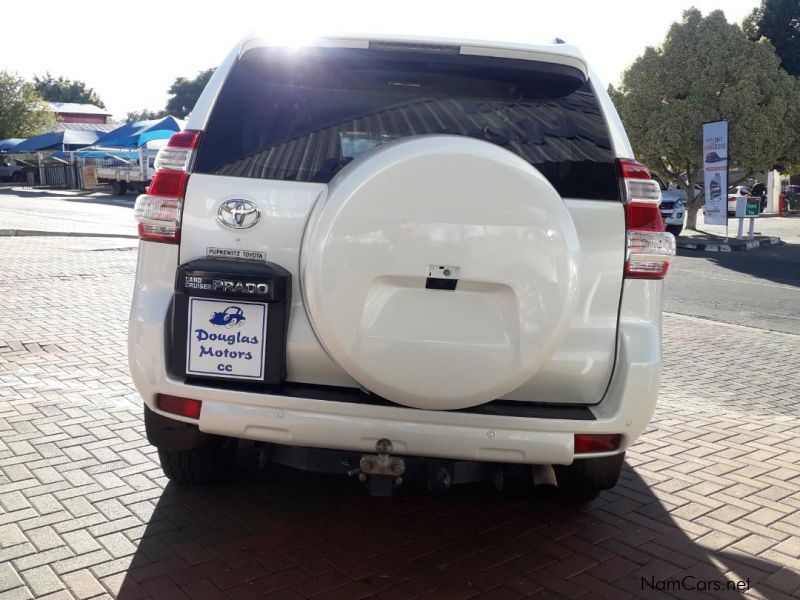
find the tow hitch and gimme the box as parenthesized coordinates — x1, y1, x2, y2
(261, 441, 526, 497)
(354, 438, 405, 497)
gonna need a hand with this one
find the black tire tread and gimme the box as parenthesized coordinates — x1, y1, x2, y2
(157, 438, 237, 484)
(554, 452, 625, 503)
(666, 224, 683, 237)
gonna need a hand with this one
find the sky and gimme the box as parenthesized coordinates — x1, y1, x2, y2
(0, 0, 757, 122)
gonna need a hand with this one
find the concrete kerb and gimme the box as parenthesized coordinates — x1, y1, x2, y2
(0, 229, 138, 239)
(676, 235, 781, 252)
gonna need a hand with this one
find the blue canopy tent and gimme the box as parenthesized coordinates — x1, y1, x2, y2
(48, 148, 140, 165)
(12, 130, 101, 153)
(93, 116, 184, 148)
(0, 138, 24, 153)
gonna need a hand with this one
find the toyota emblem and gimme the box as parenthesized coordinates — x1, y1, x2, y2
(217, 199, 260, 229)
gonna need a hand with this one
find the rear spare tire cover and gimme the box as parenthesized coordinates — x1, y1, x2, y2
(301, 135, 580, 410)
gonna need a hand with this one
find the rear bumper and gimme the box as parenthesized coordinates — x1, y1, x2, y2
(129, 245, 662, 466)
(131, 317, 660, 468)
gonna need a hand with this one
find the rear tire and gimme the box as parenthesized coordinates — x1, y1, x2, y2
(554, 452, 625, 503)
(666, 224, 682, 237)
(157, 436, 238, 484)
(112, 181, 128, 195)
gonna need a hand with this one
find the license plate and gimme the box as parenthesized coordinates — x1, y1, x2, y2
(186, 298, 267, 380)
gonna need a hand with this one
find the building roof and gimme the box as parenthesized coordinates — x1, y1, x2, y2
(12, 130, 103, 152)
(94, 116, 184, 148)
(55, 122, 119, 132)
(48, 102, 111, 116)
(0, 139, 24, 152)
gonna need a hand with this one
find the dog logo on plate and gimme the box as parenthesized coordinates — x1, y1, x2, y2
(209, 306, 246, 328)
(217, 199, 260, 229)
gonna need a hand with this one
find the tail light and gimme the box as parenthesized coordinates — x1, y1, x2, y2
(133, 130, 202, 243)
(156, 394, 202, 419)
(618, 159, 675, 279)
(574, 433, 622, 454)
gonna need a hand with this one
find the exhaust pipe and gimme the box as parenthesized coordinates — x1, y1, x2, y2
(532, 464, 557, 487)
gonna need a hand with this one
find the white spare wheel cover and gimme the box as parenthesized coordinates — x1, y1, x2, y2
(301, 135, 580, 410)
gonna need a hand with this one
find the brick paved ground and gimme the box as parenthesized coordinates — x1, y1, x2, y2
(1, 228, 800, 598)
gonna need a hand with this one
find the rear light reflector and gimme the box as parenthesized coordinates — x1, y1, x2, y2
(156, 394, 202, 419)
(154, 147, 194, 172)
(136, 130, 201, 244)
(625, 200, 665, 231)
(147, 169, 190, 198)
(627, 229, 676, 257)
(163, 130, 202, 149)
(134, 195, 183, 243)
(574, 433, 622, 454)
(618, 158, 674, 280)
(624, 203, 675, 279)
(618, 158, 662, 203)
(617, 158, 651, 180)
(154, 130, 202, 171)
(624, 178, 662, 203)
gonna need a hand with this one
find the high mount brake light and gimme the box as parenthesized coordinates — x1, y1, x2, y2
(617, 159, 675, 279)
(133, 130, 202, 244)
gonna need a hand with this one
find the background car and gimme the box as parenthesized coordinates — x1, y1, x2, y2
(652, 174, 685, 236)
(0, 160, 25, 182)
(727, 185, 764, 215)
(781, 184, 800, 213)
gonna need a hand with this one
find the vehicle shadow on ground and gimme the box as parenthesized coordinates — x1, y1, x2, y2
(676, 242, 800, 288)
(115, 458, 799, 599)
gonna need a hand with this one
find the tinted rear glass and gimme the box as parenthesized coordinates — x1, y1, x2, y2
(195, 47, 618, 200)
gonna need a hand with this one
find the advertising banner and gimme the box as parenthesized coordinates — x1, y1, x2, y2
(702, 121, 728, 225)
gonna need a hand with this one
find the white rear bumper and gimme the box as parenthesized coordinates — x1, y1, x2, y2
(129, 244, 662, 466)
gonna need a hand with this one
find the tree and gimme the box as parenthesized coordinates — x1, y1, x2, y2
(33, 73, 106, 108)
(0, 71, 56, 139)
(610, 8, 800, 229)
(125, 108, 167, 124)
(744, 0, 800, 77)
(164, 68, 215, 118)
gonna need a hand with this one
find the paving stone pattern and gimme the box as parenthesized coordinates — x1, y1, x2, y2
(1, 235, 799, 599)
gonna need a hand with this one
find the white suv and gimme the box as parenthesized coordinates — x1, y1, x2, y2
(130, 35, 675, 501)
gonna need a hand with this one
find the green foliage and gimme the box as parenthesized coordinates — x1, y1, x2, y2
(125, 108, 167, 124)
(0, 71, 56, 139)
(125, 67, 215, 124)
(164, 68, 215, 118)
(744, 0, 800, 77)
(33, 73, 106, 108)
(610, 8, 800, 228)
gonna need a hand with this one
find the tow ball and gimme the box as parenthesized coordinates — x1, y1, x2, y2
(354, 439, 405, 496)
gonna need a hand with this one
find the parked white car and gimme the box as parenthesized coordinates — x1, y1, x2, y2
(652, 174, 685, 236)
(727, 185, 764, 215)
(130, 34, 675, 501)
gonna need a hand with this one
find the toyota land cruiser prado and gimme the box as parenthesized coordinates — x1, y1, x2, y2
(130, 34, 675, 501)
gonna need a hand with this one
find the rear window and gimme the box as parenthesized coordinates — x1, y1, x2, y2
(195, 47, 619, 200)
